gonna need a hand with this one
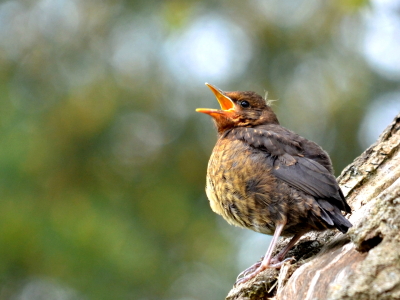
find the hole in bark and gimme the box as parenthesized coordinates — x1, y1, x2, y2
(359, 234, 383, 252)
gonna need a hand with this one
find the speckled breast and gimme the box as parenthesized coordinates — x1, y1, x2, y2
(205, 137, 277, 235)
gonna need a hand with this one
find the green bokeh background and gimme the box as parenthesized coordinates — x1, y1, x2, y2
(0, 0, 399, 299)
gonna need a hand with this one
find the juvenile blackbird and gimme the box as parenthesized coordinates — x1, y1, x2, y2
(196, 83, 352, 285)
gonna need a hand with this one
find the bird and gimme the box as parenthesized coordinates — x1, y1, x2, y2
(196, 83, 352, 285)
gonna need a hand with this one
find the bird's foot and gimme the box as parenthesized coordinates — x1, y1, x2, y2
(235, 264, 268, 286)
(235, 257, 295, 286)
(236, 261, 262, 281)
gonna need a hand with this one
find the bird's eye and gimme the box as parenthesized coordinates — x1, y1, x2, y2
(240, 100, 250, 108)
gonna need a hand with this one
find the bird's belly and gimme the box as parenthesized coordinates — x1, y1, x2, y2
(205, 139, 277, 235)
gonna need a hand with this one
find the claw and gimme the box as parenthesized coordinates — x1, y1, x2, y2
(234, 257, 295, 286)
(235, 265, 264, 286)
(236, 261, 261, 281)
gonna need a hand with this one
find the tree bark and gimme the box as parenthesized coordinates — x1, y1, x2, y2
(226, 113, 400, 300)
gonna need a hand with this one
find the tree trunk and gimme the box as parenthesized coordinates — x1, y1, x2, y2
(226, 113, 400, 300)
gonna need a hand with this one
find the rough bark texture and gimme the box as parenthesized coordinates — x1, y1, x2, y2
(226, 113, 400, 300)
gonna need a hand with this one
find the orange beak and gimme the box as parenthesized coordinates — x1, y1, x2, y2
(196, 83, 235, 117)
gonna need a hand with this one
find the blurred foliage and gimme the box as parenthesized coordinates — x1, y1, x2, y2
(0, 0, 398, 299)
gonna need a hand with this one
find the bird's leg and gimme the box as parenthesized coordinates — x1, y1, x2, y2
(236, 232, 303, 280)
(237, 231, 305, 280)
(235, 222, 286, 285)
(269, 232, 303, 265)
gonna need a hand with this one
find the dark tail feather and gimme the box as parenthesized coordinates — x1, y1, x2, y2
(328, 209, 353, 233)
(318, 199, 353, 233)
(339, 188, 352, 214)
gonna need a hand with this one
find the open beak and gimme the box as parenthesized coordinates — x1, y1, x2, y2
(196, 83, 235, 117)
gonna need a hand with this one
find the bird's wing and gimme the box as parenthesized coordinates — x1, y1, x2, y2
(227, 127, 350, 214)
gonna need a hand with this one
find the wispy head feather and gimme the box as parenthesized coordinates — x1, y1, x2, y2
(263, 90, 277, 106)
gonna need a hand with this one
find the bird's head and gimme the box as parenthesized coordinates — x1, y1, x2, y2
(196, 83, 279, 134)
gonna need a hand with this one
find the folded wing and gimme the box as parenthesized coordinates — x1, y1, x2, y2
(227, 127, 352, 232)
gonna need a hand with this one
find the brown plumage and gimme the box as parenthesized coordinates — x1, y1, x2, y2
(196, 83, 352, 285)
